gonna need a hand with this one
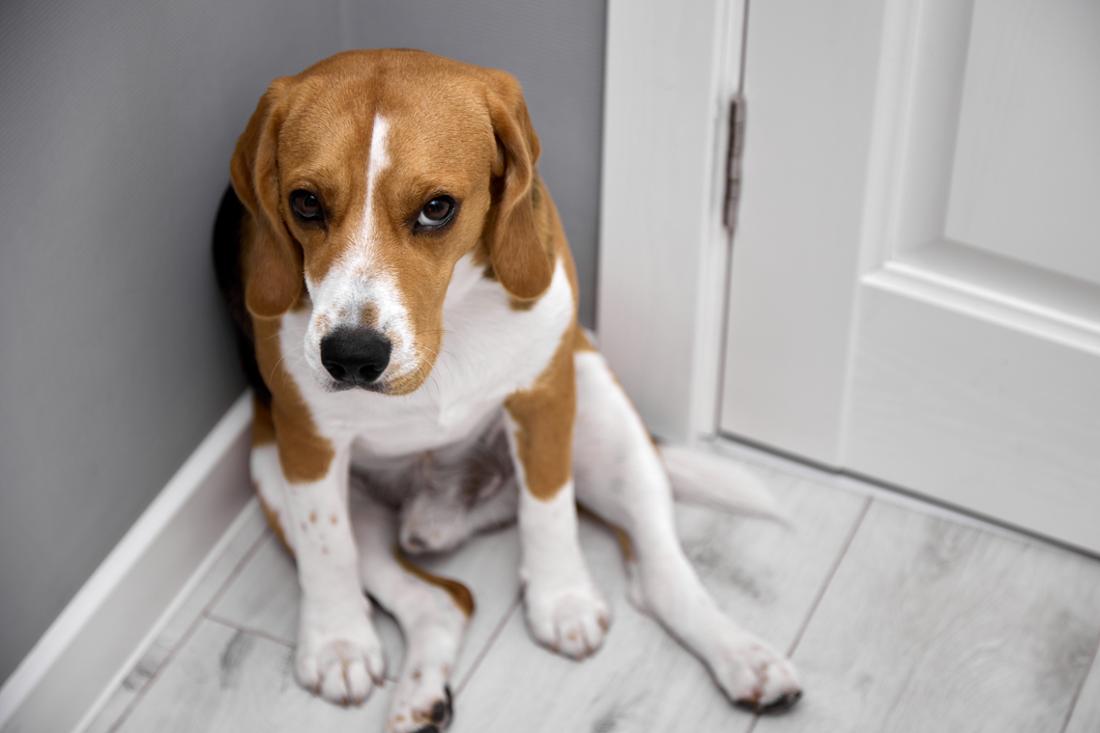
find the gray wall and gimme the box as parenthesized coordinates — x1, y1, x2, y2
(0, 0, 604, 683)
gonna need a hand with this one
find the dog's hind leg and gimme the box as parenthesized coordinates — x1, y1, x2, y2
(571, 348, 802, 713)
(349, 484, 471, 733)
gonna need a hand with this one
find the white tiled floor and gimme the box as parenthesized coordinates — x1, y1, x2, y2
(81, 444, 1100, 733)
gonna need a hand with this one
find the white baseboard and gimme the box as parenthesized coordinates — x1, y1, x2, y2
(0, 392, 254, 733)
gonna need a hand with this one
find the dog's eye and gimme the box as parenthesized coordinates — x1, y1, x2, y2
(415, 196, 456, 230)
(289, 189, 324, 223)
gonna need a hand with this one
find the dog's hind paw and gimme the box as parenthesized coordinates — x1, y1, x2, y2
(711, 637, 802, 713)
(388, 681, 453, 733)
(386, 605, 466, 732)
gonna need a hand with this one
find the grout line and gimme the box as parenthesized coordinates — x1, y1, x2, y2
(203, 613, 294, 650)
(784, 497, 872, 658)
(101, 527, 271, 733)
(454, 593, 523, 696)
(200, 530, 271, 618)
(744, 496, 873, 733)
(104, 600, 204, 733)
(1059, 632, 1100, 733)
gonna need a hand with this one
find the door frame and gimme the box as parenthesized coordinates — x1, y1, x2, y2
(597, 0, 745, 442)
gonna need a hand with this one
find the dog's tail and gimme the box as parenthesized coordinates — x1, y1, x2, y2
(658, 444, 786, 522)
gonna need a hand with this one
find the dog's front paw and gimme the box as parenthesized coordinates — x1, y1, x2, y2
(523, 580, 610, 659)
(711, 636, 802, 713)
(296, 602, 386, 705)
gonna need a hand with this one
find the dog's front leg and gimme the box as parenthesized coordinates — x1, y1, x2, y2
(276, 430, 385, 705)
(505, 346, 610, 659)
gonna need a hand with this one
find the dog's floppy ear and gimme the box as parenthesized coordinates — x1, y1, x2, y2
(230, 79, 302, 318)
(484, 72, 554, 300)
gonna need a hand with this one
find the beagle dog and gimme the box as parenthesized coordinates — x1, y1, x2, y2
(214, 49, 800, 732)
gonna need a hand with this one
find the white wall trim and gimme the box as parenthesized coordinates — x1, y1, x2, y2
(597, 0, 745, 442)
(0, 392, 253, 733)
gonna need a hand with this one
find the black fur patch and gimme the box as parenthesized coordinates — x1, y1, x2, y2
(212, 185, 272, 405)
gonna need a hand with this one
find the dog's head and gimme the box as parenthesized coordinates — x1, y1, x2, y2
(231, 50, 551, 394)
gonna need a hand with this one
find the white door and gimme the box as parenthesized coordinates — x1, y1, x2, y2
(721, 0, 1100, 552)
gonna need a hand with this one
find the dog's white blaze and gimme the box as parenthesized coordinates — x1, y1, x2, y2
(365, 114, 390, 211)
(304, 114, 416, 382)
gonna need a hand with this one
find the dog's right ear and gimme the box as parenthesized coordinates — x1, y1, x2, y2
(483, 70, 554, 301)
(230, 78, 302, 318)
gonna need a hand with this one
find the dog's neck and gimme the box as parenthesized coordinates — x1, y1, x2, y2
(442, 250, 493, 311)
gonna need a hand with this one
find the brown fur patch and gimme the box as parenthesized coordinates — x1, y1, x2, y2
(505, 323, 577, 501)
(359, 302, 379, 327)
(251, 315, 335, 483)
(251, 396, 276, 445)
(501, 178, 582, 502)
(573, 326, 596, 352)
(508, 296, 538, 311)
(232, 84, 304, 319)
(482, 78, 553, 299)
(396, 550, 476, 617)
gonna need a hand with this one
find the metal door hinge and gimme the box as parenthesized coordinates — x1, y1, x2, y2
(722, 93, 746, 234)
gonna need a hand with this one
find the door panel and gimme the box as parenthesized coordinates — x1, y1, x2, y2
(946, 0, 1100, 281)
(722, 0, 1100, 551)
(848, 283, 1100, 548)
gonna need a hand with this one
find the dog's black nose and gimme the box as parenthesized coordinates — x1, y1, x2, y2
(320, 327, 391, 387)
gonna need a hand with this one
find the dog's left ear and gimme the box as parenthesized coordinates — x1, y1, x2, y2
(484, 71, 554, 300)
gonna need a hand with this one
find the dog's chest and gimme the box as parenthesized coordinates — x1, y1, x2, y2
(286, 255, 573, 460)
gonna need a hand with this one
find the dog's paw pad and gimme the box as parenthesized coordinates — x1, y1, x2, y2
(524, 583, 610, 659)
